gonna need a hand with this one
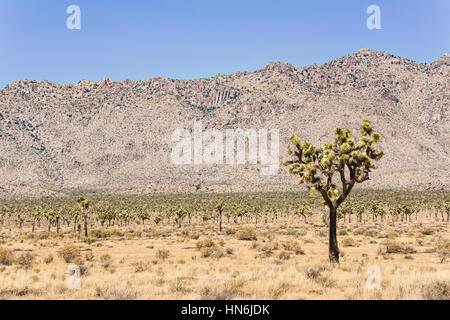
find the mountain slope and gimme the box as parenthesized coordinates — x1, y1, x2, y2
(0, 49, 448, 197)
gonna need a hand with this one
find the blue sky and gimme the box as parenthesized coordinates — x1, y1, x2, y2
(0, 0, 449, 88)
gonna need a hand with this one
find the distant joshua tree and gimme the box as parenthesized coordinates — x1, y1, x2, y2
(282, 120, 384, 262)
(215, 200, 225, 232)
(77, 197, 91, 237)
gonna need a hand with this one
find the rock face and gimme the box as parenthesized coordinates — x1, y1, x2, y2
(0, 49, 449, 196)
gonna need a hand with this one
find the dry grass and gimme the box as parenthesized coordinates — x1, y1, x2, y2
(0, 213, 448, 300)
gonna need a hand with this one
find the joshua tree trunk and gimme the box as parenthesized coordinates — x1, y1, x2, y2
(219, 212, 222, 233)
(56, 219, 60, 233)
(84, 214, 88, 237)
(328, 205, 339, 263)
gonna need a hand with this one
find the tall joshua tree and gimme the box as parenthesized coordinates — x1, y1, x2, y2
(77, 197, 91, 237)
(282, 120, 383, 262)
(216, 200, 225, 232)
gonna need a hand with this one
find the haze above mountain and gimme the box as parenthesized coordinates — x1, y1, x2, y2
(0, 48, 448, 197)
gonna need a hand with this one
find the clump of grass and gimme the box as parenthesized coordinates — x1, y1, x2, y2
(278, 251, 291, 260)
(132, 261, 149, 272)
(57, 245, 81, 263)
(100, 254, 112, 269)
(353, 227, 366, 235)
(281, 240, 305, 254)
(156, 249, 170, 261)
(342, 237, 359, 247)
(0, 246, 14, 266)
(236, 226, 257, 240)
(305, 265, 326, 280)
(422, 281, 449, 300)
(304, 265, 334, 288)
(200, 286, 237, 300)
(262, 241, 279, 252)
(85, 252, 94, 262)
(384, 230, 399, 239)
(15, 252, 34, 269)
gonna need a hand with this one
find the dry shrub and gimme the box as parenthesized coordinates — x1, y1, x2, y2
(226, 229, 236, 235)
(73, 256, 85, 266)
(342, 237, 359, 247)
(422, 281, 449, 300)
(268, 282, 290, 299)
(385, 230, 399, 239)
(85, 252, 94, 261)
(364, 229, 378, 237)
(35, 232, 49, 240)
(196, 238, 215, 249)
(43, 254, 54, 264)
(305, 265, 326, 280)
(281, 240, 305, 254)
(200, 247, 213, 258)
(0, 246, 14, 266)
(438, 249, 448, 264)
(353, 227, 366, 236)
(225, 247, 234, 255)
(100, 254, 112, 269)
(200, 247, 224, 259)
(15, 253, 34, 269)
(57, 245, 81, 263)
(200, 286, 237, 300)
(278, 251, 291, 260)
(436, 239, 450, 250)
(236, 226, 257, 240)
(156, 249, 170, 261)
(384, 241, 416, 254)
(305, 265, 335, 288)
(132, 261, 149, 272)
(421, 227, 434, 235)
(104, 287, 139, 300)
(262, 241, 279, 252)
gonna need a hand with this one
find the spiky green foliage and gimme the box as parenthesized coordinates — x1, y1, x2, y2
(282, 120, 384, 208)
(169, 205, 187, 228)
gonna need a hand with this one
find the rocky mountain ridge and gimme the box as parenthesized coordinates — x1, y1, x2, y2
(0, 49, 448, 197)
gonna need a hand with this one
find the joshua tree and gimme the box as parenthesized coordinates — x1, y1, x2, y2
(32, 207, 42, 233)
(77, 197, 91, 237)
(153, 216, 162, 225)
(295, 203, 312, 224)
(282, 120, 383, 262)
(137, 209, 150, 225)
(70, 209, 81, 233)
(169, 205, 187, 228)
(216, 200, 225, 232)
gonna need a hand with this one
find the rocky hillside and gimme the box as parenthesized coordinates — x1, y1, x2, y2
(0, 49, 448, 197)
